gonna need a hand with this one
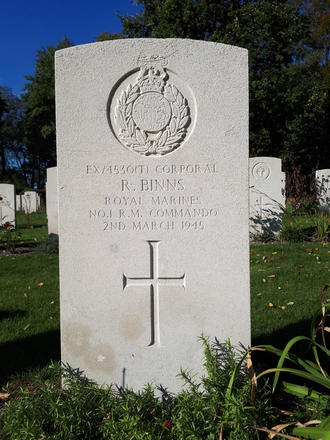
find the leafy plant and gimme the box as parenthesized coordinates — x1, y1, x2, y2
(280, 222, 314, 242)
(0, 222, 22, 252)
(315, 212, 329, 242)
(254, 285, 330, 438)
(35, 233, 59, 254)
(0, 338, 277, 439)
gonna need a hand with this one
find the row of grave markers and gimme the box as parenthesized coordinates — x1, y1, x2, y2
(1, 163, 329, 232)
(0, 187, 41, 228)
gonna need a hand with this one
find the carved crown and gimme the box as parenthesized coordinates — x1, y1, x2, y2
(137, 55, 168, 93)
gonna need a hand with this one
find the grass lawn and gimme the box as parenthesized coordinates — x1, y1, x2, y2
(16, 211, 47, 228)
(0, 254, 60, 383)
(251, 242, 329, 344)
(0, 241, 329, 385)
(1, 212, 48, 250)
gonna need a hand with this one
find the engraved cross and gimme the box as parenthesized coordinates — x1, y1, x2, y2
(256, 196, 264, 219)
(123, 240, 186, 347)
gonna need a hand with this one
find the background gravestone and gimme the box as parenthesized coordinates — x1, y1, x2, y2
(56, 39, 249, 391)
(46, 167, 59, 234)
(315, 169, 330, 213)
(21, 191, 38, 213)
(16, 194, 22, 211)
(249, 157, 285, 237)
(0, 183, 16, 227)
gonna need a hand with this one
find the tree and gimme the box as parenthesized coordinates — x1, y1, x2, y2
(0, 86, 24, 182)
(102, 0, 329, 173)
(21, 37, 74, 188)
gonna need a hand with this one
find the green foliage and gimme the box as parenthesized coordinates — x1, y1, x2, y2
(16, 211, 47, 228)
(0, 340, 277, 439)
(280, 222, 315, 242)
(34, 233, 59, 254)
(315, 212, 329, 241)
(254, 287, 330, 437)
(0, 224, 22, 253)
(113, 0, 330, 172)
(281, 208, 318, 242)
(0, 86, 24, 182)
(21, 37, 73, 188)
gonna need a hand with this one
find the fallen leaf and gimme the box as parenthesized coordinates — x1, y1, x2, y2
(257, 293, 262, 297)
(50, 300, 54, 304)
(49, 316, 53, 320)
(305, 248, 313, 253)
(298, 265, 303, 268)
(268, 257, 274, 263)
(24, 293, 27, 297)
(263, 278, 267, 283)
(38, 282, 44, 287)
(268, 423, 297, 439)
(0, 393, 9, 400)
(272, 252, 277, 255)
(287, 302, 294, 306)
(268, 275, 276, 278)
(278, 287, 282, 290)
(28, 286, 31, 290)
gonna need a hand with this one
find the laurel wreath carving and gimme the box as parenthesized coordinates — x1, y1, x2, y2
(115, 83, 190, 156)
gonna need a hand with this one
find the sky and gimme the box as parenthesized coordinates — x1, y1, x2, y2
(1, 0, 140, 96)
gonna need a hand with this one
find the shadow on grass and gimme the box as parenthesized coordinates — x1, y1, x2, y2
(252, 317, 312, 348)
(0, 310, 27, 321)
(0, 330, 60, 385)
(251, 317, 329, 376)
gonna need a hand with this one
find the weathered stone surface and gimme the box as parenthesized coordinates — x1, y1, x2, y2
(46, 167, 59, 234)
(0, 184, 16, 227)
(249, 157, 285, 237)
(56, 39, 249, 391)
(316, 169, 330, 213)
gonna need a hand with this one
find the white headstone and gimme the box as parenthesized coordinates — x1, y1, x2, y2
(21, 191, 38, 213)
(316, 169, 330, 213)
(249, 157, 285, 236)
(56, 39, 249, 391)
(46, 167, 59, 234)
(0, 183, 16, 227)
(16, 194, 22, 211)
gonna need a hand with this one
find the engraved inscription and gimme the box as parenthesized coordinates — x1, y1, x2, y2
(87, 162, 220, 233)
(252, 162, 270, 180)
(123, 241, 186, 346)
(112, 55, 191, 156)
